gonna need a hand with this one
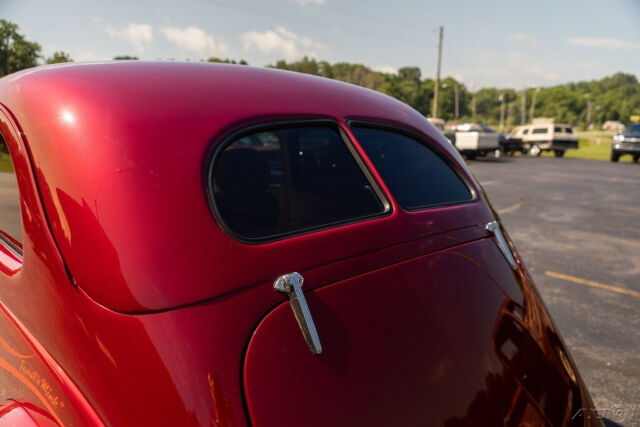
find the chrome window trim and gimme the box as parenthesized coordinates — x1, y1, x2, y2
(346, 119, 478, 211)
(0, 233, 22, 260)
(206, 118, 392, 245)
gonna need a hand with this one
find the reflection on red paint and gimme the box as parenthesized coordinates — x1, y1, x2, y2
(208, 373, 238, 427)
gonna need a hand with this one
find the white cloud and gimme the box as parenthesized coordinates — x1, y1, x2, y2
(161, 26, 228, 57)
(508, 33, 538, 48)
(105, 22, 153, 52)
(372, 65, 398, 75)
(294, 0, 326, 5)
(566, 37, 640, 49)
(241, 27, 325, 61)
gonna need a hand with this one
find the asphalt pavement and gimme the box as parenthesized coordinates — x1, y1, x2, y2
(469, 155, 640, 426)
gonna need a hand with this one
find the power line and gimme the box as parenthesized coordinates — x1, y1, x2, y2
(321, 4, 439, 33)
(199, 0, 432, 47)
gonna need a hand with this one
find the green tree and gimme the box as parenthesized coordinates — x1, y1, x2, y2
(46, 51, 73, 64)
(207, 57, 248, 65)
(0, 19, 41, 76)
(382, 67, 423, 110)
(113, 55, 139, 60)
(264, 56, 640, 127)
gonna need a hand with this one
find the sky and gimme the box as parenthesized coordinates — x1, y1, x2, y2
(2, 0, 640, 89)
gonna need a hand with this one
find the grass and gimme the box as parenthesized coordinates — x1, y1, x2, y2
(0, 152, 14, 173)
(540, 130, 635, 162)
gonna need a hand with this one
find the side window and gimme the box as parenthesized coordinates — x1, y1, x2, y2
(564, 127, 573, 134)
(210, 124, 386, 241)
(554, 126, 562, 133)
(350, 125, 473, 210)
(522, 128, 529, 135)
(532, 128, 547, 134)
(0, 134, 22, 247)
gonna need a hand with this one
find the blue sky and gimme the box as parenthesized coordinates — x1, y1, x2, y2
(2, 0, 639, 88)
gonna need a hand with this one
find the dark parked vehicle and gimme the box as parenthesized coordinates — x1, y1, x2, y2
(0, 62, 600, 426)
(612, 122, 640, 162)
(477, 124, 526, 157)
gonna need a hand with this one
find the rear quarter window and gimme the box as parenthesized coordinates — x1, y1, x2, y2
(350, 125, 473, 210)
(210, 123, 387, 241)
(0, 134, 22, 249)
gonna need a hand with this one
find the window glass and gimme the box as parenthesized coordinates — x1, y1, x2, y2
(522, 128, 529, 134)
(532, 128, 547, 134)
(554, 126, 562, 133)
(211, 125, 385, 240)
(351, 126, 473, 210)
(564, 127, 573, 134)
(0, 134, 22, 245)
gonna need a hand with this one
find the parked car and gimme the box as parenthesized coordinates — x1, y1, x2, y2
(453, 123, 500, 159)
(475, 124, 526, 157)
(611, 122, 640, 162)
(513, 122, 578, 157)
(0, 62, 599, 426)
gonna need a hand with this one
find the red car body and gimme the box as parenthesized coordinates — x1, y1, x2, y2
(0, 62, 599, 426)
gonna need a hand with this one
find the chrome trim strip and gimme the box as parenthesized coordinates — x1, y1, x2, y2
(485, 221, 517, 270)
(0, 234, 22, 260)
(274, 272, 322, 355)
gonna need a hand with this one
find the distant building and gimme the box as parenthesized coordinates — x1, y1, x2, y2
(602, 121, 625, 132)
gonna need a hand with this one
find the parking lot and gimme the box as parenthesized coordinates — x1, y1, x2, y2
(469, 155, 640, 424)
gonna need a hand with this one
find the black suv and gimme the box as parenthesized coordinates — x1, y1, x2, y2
(612, 122, 640, 162)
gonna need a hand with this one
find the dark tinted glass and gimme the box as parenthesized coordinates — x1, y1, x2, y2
(523, 128, 529, 134)
(532, 128, 547, 134)
(351, 126, 472, 210)
(554, 126, 562, 133)
(564, 127, 573, 134)
(212, 125, 385, 240)
(626, 123, 640, 134)
(0, 135, 21, 245)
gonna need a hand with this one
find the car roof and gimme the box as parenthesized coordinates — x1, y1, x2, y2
(525, 123, 573, 127)
(0, 61, 464, 312)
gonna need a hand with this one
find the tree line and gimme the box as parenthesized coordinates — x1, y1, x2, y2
(271, 57, 640, 128)
(2, 19, 639, 128)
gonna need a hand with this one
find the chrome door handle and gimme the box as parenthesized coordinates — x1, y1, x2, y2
(274, 272, 323, 355)
(485, 221, 517, 270)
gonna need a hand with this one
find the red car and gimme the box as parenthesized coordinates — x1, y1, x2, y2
(0, 62, 600, 426)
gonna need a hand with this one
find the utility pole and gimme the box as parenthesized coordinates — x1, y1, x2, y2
(454, 84, 459, 119)
(586, 94, 592, 129)
(432, 26, 443, 119)
(521, 90, 526, 125)
(499, 93, 505, 132)
(507, 102, 514, 130)
(529, 87, 537, 122)
(471, 93, 476, 118)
